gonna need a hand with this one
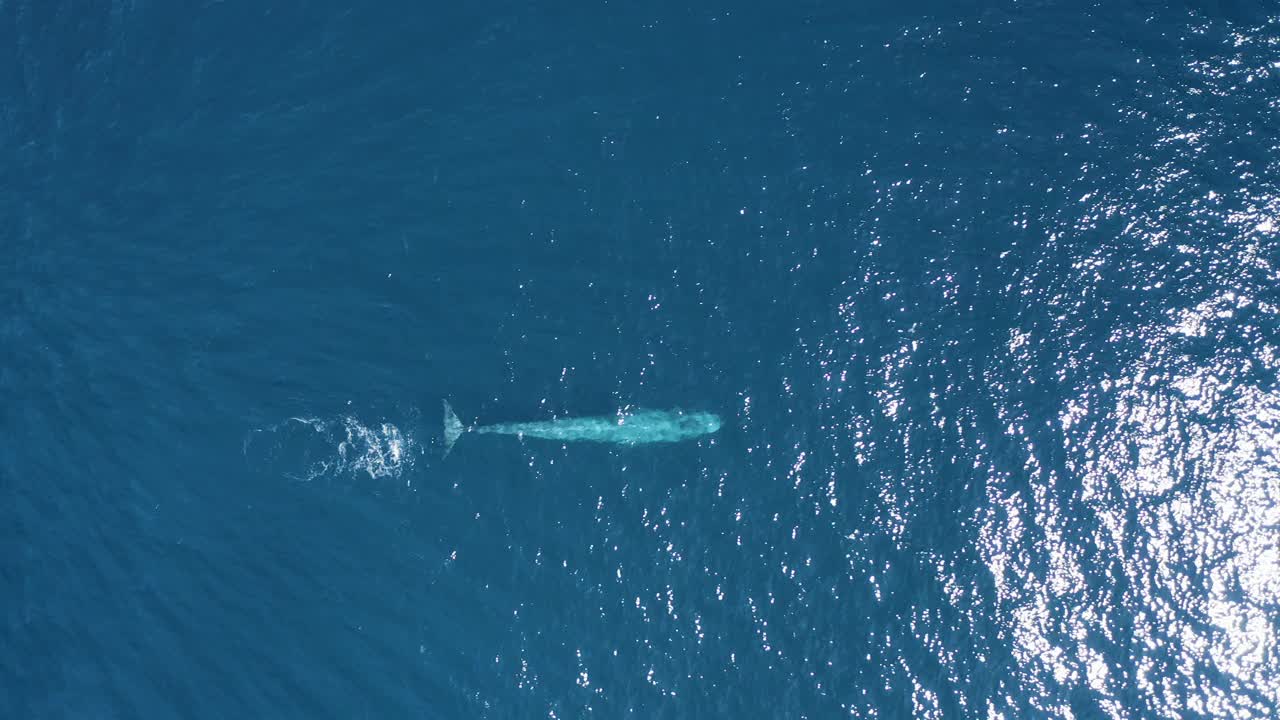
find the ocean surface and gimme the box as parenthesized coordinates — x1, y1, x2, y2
(4, 1, 1279, 718)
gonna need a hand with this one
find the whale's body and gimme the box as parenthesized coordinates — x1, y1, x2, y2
(443, 401, 720, 455)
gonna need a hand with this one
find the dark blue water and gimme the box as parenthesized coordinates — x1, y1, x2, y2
(6, 1, 1280, 717)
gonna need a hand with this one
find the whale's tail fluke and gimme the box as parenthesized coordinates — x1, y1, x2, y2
(443, 400, 465, 456)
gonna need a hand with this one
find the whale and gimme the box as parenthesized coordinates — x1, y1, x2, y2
(442, 400, 721, 455)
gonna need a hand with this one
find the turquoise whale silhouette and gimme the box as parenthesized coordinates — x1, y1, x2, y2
(442, 401, 721, 455)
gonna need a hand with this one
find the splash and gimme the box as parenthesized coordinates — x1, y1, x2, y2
(244, 416, 417, 482)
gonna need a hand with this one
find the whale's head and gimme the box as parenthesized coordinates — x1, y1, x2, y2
(681, 411, 722, 435)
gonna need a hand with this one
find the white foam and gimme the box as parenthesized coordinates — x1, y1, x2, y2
(245, 416, 418, 482)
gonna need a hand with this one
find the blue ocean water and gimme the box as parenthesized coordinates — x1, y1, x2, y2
(5, 1, 1280, 717)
